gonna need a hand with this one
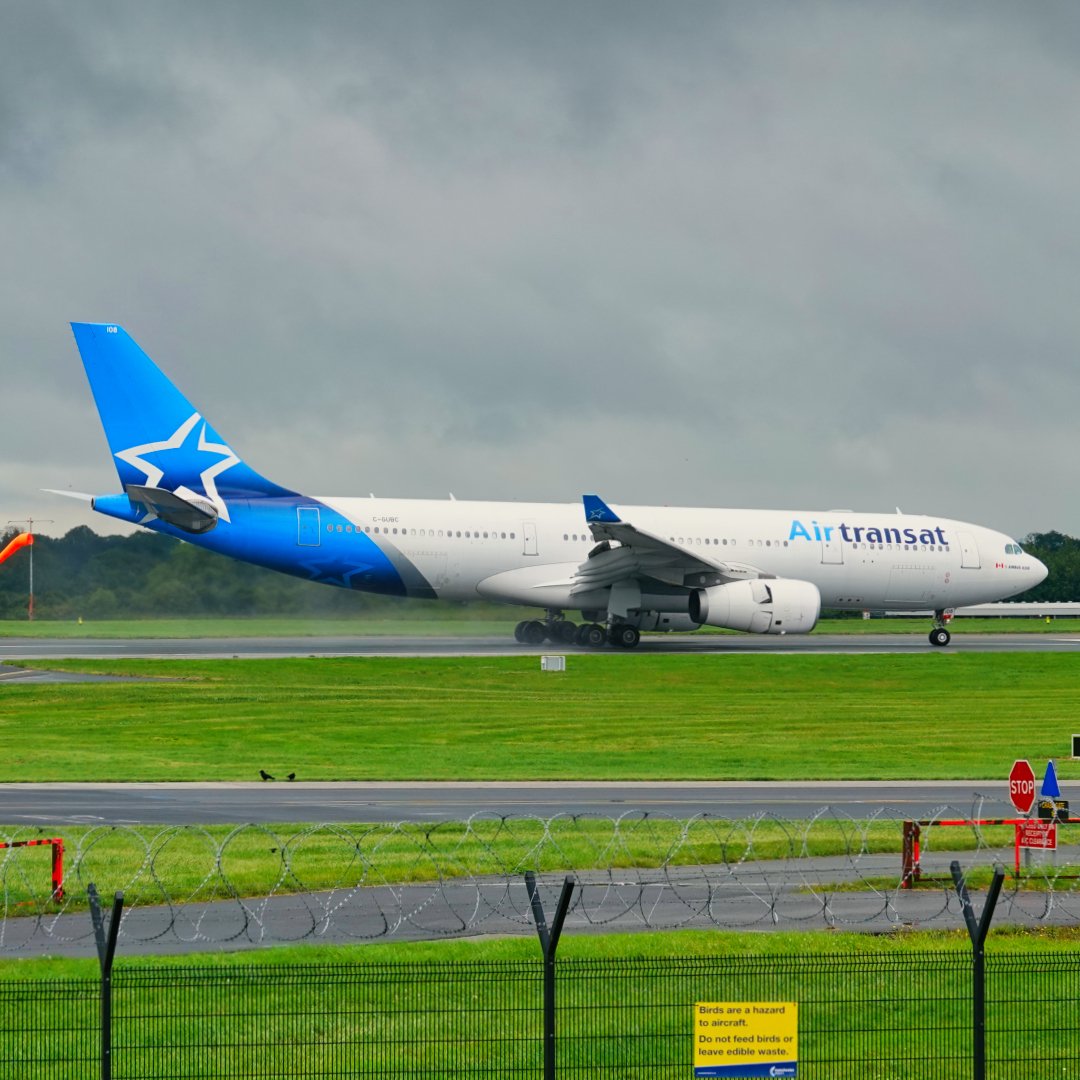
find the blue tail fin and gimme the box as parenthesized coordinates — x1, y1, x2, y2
(71, 323, 295, 509)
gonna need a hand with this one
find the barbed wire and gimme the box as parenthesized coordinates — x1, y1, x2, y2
(1, 804, 1078, 953)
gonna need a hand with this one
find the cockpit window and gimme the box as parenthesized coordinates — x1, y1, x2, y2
(1005, 542, 1025, 555)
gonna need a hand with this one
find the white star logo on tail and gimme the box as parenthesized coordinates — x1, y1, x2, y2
(115, 412, 240, 523)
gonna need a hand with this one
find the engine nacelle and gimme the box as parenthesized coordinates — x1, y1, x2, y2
(688, 579, 820, 635)
(628, 612, 702, 633)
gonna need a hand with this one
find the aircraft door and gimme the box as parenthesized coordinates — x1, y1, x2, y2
(821, 537, 843, 564)
(957, 531, 980, 569)
(522, 521, 539, 556)
(297, 507, 321, 546)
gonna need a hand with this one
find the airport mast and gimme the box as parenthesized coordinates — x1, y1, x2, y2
(6, 518, 52, 620)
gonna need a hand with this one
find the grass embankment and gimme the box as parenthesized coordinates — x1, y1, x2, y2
(1, 653, 1077, 782)
(0, 614, 528, 638)
(4, 816, 1027, 913)
(6, 924, 1080, 981)
(3, 817, 1070, 916)
(0, 615, 1077, 637)
(5, 929, 1075, 1078)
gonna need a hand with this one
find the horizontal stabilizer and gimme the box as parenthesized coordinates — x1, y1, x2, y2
(125, 485, 219, 534)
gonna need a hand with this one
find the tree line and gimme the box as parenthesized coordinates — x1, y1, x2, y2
(0, 526, 406, 620)
(0, 525, 1075, 621)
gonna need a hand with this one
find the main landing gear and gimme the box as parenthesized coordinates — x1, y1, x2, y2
(929, 609, 951, 647)
(513, 612, 641, 649)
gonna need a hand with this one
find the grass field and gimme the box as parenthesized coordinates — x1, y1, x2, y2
(1, 929, 1076, 1079)
(3, 817, 1072, 918)
(1, 652, 1077, 782)
(6, 924, 1080, 980)
(8, 816, 1050, 916)
(0, 615, 526, 638)
(2, 637, 1076, 1070)
(0, 614, 1077, 637)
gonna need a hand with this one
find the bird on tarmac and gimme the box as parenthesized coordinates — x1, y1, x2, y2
(259, 769, 275, 781)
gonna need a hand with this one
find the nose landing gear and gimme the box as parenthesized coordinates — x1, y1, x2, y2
(929, 609, 952, 647)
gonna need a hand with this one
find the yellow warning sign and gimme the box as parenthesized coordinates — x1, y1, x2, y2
(693, 1001, 798, 1078)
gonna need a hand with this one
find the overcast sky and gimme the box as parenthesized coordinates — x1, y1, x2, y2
(3, 1, 1078, 539)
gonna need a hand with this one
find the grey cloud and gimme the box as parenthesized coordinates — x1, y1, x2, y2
(2, 1, 1079, 539)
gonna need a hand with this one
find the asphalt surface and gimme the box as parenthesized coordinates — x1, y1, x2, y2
(7, 848, 1069, 957)
(0, 780, 1034, 825)
(2, 631, 1080, 662)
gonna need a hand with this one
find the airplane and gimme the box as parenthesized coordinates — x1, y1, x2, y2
(53, 323, 1048, 649)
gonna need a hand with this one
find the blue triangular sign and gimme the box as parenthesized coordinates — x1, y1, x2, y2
(1041, 759, 1062, 799)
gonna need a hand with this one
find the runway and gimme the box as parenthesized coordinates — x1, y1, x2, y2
(2, 631, 1080, 661)
(0, 780, 1034, 825)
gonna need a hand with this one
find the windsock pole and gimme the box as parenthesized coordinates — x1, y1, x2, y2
(5, 519, 52, 620)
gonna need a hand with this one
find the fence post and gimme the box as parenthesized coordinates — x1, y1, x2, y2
(525, 872, 575, 1080)
(901, 821, 921, 888)
(950, 861, 1004, 1080)
(88, 883, 124, 1080)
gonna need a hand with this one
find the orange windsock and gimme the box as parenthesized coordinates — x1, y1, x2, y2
(0, 533, 32, 567)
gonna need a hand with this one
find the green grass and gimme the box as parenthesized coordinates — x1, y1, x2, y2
(1, 930, 1076, 1079)
(2, 653, 1079, 782)
(0, 614, 1078, 637)
(6, 924, 1080, 981)
(0, 614, 530, 638)
(5, 816, 1076, 919)
(7, 816, 1034, 915)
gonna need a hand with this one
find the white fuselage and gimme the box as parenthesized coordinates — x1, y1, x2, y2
(317, 496, 1044, 614)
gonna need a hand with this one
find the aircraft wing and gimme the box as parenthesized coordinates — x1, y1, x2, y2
(571, 495, 768, 595)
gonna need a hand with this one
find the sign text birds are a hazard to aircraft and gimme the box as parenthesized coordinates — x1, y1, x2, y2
(694, 1002, 798, 1078)
(1009, 760, 1036, 815)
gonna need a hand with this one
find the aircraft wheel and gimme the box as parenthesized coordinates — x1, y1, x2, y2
(582, 623, 607, 648)
(552, 620, 578, 645)
(514, 621, 528, 643)
(929, 627, 951, 647)
(609, 624, 641, 649)
(522, 620, 547, 645)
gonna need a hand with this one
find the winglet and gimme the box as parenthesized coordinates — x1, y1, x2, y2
(583, 494, 621, 524)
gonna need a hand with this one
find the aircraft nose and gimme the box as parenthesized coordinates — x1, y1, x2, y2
(1029, 556, 1049, 588)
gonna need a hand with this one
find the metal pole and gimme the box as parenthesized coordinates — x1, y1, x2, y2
(6, 517, 51, 620)
(88, 884, 124, 1080)
(950, 861, 1004, 1080)
(525, 872, 575, 1080)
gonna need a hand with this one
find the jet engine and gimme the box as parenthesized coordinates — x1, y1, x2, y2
(629, 612, 702, 633)
(687, 579, 820, 635)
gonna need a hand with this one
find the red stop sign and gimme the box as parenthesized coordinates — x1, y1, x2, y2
(1009, 759, 1036, 814)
